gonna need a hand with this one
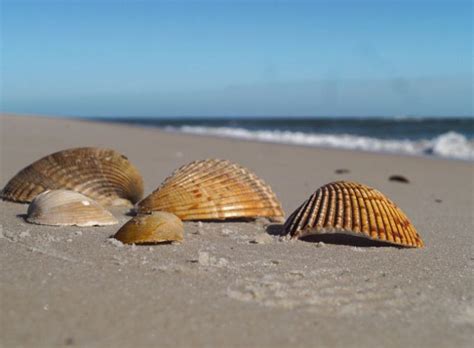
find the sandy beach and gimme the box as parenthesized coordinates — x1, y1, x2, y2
(1, 114, 473, 347)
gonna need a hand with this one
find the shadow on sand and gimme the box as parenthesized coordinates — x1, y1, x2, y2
(265, 223, 403, 248)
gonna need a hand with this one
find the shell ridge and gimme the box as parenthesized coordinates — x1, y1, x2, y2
(158, 159, 228, 189)
(305, 190, 324, 232)
(175, 207, 281, 220)
(391, 204, 413, 245)
(367, 192, 387, 241)
(288, 196, 313, 237)
(156, 196, 282, 211)
(283, 210, 297, 235)
(352, 185, 370, 236)
(316, 187, 330, 227)
(160, 160, 271, 198)
(380, 200, 399, 243)
(166, 165, 248, 192)
(384, 201, 404, 241)
(372, 198, 391, 242)
(360, 186, 379, 238)
(301, 190, 322, 230)
(346, 185, 361, 233)
(340, 184, 353, 230)
(325, 184, 337, 227)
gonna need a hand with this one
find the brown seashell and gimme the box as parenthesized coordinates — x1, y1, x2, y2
(26, 190, 118, 226)
(113, 211, 184, 244)
(136, 159, 284, 222)
(1, 147, 144, 206)
(283, 181, 423, 248)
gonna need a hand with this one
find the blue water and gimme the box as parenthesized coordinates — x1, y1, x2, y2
(91, 117, 474, 160)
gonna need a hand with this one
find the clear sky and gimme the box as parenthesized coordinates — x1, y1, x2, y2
(1, 0, 472, 117)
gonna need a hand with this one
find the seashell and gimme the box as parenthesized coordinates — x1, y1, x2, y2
(1, 147, 144, 207)
(136, 159, 284, 221)
(389, 175, 410, 183)
(26, 189, 118, 226)
(113, 211, 184, 244)
(283, 181, 423, 248)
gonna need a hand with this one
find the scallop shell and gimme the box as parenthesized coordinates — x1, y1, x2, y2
(26, 190, 118, 226)
(136, 159, 284, 221)
(113, 212, 184, 244)
(1, 147, 144, 207)
(283, 181, 423, 248)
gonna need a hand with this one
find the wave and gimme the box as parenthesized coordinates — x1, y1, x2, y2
(164, 126, 474, 161)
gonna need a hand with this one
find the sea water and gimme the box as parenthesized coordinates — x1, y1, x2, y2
(94, 117, 474, 161)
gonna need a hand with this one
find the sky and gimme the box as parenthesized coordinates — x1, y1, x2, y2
(1, 0, 472, 118)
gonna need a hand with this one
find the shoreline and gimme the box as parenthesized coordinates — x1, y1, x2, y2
(1, 114, 473, 347)
(3, 112, 472, 163)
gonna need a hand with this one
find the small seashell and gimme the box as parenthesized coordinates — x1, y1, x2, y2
(113, 211, 184, 244)
(136, 159, 284, 221)
(389, 175, 410, 183)
(1, 147, 144, 207)
(26, 190, 118, 226)
(283, 181, 423, 248)
(334, 168, 350, 174)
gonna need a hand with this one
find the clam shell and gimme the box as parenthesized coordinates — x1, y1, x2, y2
(136, 159, 285, 221)
(1, 147, 144, 206)
(27, 190, 118, 226)
(113, 212, 184, 244)
(283, 181, 423, 248)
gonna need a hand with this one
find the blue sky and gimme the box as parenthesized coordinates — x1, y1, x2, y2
(1, 0, 472, 117)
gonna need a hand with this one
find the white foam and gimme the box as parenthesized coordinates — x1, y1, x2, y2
(430, 131, 474, 160)
(164, 126, 473, 161)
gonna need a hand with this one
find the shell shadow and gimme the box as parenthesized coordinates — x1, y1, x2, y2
(16, 213, 28, 221)
(265, 224, 403, 248)
(266, 224, 285, 236)
(299, 233, 404, 248)
(106, 236, 175, 246)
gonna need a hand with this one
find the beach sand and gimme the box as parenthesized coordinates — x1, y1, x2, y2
(1, 114, 473, 347)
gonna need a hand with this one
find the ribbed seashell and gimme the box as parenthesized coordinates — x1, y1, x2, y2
(113, 212, 184, 244)
(283, 181, 423, 248)
(1, 147, 144, 207)
(26, 190, 118, 226)
(136, 159, 284, 221)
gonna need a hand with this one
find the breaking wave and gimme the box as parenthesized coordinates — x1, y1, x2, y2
(165, 126, 474, 161)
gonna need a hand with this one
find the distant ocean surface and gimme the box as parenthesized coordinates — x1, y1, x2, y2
(93, 117, 474, 161)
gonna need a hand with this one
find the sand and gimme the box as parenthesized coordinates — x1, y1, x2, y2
(0, 114, 473, 347)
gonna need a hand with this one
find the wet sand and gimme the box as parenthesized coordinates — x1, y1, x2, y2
(1, 114, 473, 347)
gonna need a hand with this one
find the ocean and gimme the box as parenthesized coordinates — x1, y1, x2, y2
(93, 117, 474, 161)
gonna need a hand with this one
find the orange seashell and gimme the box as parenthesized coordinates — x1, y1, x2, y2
(113, 211, 184, 244)
(283, 181, 423, 248)
(1, 147, 144, 207)
(136, 159, 284, 221)
(26, 190, 118, 226)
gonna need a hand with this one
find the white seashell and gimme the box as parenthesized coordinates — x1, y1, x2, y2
(26, 190, 118, 226)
